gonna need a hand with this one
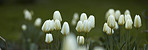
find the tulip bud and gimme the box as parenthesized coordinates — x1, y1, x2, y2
(125, 19, 133, 30)
(34, 18, 42, 27)
(53, 11, 62, 21)
(112, 29, 114, 34)
(124, 10, 130, 15)
(113, 21, 119, 30)
(115, 10, 121, 21)
(24, 9, 32, 21)
(105, 9, 115, 20)
(83, 20, 91, 33)
(77, 36, 84, 45)
(55, 19, 61, 30)
(106, 26, 112, 35)
(107, 15, 116, 28)
(134, 15, 142, 28)
(80, 13, 87, 21)
(71, 19, 77, 26)
(61, 22, 70, 35)
(88, 15, 95, 28)
(45, 33, 53, 43)
(41, 20, 55, 32)
(103, 23, 108, 32)
(22, 24, 27, 31)
(118, 15, 125, 25)
(73, 13, 79, 20)
(76, 21, 84, 32)
(125, 14, 132, 23)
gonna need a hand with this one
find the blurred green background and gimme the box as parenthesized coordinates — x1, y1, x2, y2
(0, 0, 148, 47)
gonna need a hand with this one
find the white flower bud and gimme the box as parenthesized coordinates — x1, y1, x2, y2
(77, 36, 84, 45)
(55, 19, 61, 30)
(103, 23, 108, 32)
(106, 26, 112, 35)
(112, 29, 114, 34)
(76, 21, 84, 32)
(45, 33, 53, 43)
(124, 10, 130, 15)
(105, 9, 115, 20)
(134, 15, 142, 28)
(24, 9, 32, 21)
(34, 18, 42, 27)
(22, 24, 27, 31)
(83, 20, 91, 33)
(125, 19, 133, 30)
(41, 20, 55, 32)
(61, 22, 70, 35)
(73, 13, 79, 20)
(62, 34, 78, 50)
(53, 11, 62, 21)
(88, 15, 95, 28)
(80, 13, 87, 21)
(71, 19, 77, 26)
(115, 10, 121, 21)
(125, 14, 132, 23)
(107, 15, 116, 28)
(118, 15, 125, 25)
(113, 21, 119, 30)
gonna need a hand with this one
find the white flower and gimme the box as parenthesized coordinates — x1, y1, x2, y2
(115, 10, 121, 21)
(53, 11, 62, 21)
(76, 21, 84, 32)
(80, 13, 87, 21)
(71, 19, 77, 26)
(93, 46, 105, 50)
(41, 20, 55, 32)
(105, 9, 115, 20)
(118, 15, 125, 25)
(124, 10, 130, 15)
(113, 21, 119, 30)
(22, 24, 27, 31)
(107, 15, 116, 28)
(73, 13, 79, 20)
(103, 23, 108, 32)
(88, 15, 95, 28)
(45, 33, 53, 43)
(61, 22, 70, 35)
(83, 20, 91, 33)
(134, 15, 142, 28)
(34, 18, 42, 27)
(112, 29, 114, 34)
(106, 26, 112, 35)
(54, 19, 61, 30)
(62, 34, 78, 50)
(77, 36, 84, 45)
(125, 14, 132, 23)
(125, 19, 133, 30)
(24, 9, 32, 21)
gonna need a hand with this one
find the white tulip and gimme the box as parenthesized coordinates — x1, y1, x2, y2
(93, 46, 105, 50)
(24, 9, 32, 21)
(105, 9, 115, 20)
(55, 19, 61, 30)
(22, 24, 27, 31)
(113, 21, 119, 30)
(125, 19, 133, 30)
(61, 22, 70, 35)
(76, 21, 84, 32)
(62, 34, 78, 50)
(53, 11, 62, 21)
(41, 20, 55, 32)
(112, 29, 114, 34)
(106, 26, 112, 35)
(125, 14, 132, 23)
(73, 13, 79, 20)
(88, 15, 95, 28)
(77, 36, 84, 45)
(80, 13, 87, 21)
(71, 19, 77, 26)
(103, 23, 108, 32)
(83, 20, 91, 33)
(115, 10, 121, 21)
(134, 15, 142, 28)
(107, 15, 116, 28)
(118, 15, 125, 25)
(45, 33, 53, 43)
(34, 18, 42, 27)
(124, 10, 130, 15)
